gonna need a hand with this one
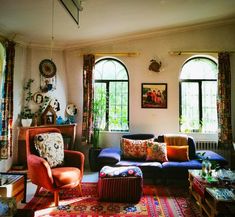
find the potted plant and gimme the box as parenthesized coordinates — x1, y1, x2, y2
(89, 89, 106, 171)
(20, 79, 34, 127)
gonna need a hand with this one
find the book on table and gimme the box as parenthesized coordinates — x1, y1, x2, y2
(206, 187, 235, 201)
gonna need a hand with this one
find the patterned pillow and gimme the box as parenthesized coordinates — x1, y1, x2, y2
(121, 138, 149, 159)
(146, 142, 168, 162)
(34, 132, 64, 168)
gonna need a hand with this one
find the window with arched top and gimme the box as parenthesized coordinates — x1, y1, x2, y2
(94, 58, 129, 131)
(179, 56, 218, 133)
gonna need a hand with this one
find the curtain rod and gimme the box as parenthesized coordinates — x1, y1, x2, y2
(169, 50, 235, 55)
(80, 52, 140, 57)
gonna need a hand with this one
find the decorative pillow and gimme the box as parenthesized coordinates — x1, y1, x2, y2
(120, 138, 149, 159)
(146, 142, 168, 162)
(34, 132, 64, 168)
(167, 145, 189, 161)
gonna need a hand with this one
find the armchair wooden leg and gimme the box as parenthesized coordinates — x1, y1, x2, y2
(54, 191, 59, 206)
(34, 186, 41, 196)
(77, 183, 82, 196)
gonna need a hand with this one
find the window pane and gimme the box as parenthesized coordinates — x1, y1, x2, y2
(94, 59, 128, 80)
(181, 82, 200, 132)
(202, 81, 217, 133)
(109, 82, 128, 131)
(94, 83, 106, 130)
(180, 58, 217, 80)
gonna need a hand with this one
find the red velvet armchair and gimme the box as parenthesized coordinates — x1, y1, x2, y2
(25, 127, 85, 206)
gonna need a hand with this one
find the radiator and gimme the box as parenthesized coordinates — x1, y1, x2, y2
(196, 140, 218, 151)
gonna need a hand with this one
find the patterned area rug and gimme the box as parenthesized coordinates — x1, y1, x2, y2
(24, 182, 201, 217)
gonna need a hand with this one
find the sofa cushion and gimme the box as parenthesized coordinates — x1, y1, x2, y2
(52, 167, 80, 188)
(121, 138, 148, 160)
(34, 132, 64, 168)
(167, 145, 189, 161)
(98, 147, 121, 164)
(162, 160, 202, 170)
(146, 142, 168, 162)
(158, 135, 196, 160)
(164, 134, 188, 146)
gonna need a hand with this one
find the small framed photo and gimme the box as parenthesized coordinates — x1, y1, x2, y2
(141, 83, 167, 108)
(33, 92, 44, 104)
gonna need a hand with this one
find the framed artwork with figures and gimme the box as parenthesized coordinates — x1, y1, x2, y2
(141, 83, 167, 108)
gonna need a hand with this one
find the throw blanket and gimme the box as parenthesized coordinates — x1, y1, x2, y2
(164, 134, 188, 146)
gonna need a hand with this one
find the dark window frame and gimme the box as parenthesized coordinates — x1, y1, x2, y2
(94, 58, 129, 132)
(179, 57, 217, 133)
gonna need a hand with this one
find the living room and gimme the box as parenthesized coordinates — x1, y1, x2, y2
(0, 0, 235, 216)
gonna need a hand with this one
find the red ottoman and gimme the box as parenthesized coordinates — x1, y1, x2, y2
(98, 166, 143, 203)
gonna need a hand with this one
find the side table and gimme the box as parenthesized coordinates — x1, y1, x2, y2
(188, 169, 235, 217)
(0, 172, 27, 203)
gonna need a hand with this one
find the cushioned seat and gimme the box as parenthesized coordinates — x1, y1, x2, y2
(98, 166, 143, 202)
(51, 167, 81, 188)
(116, 160, 162, 179)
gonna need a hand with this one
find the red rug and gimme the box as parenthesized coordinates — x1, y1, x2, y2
(24, 182, 201, 217)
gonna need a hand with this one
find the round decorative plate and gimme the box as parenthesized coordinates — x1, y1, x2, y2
(66, 104, 78, 116)
(39, 59, 56, 78)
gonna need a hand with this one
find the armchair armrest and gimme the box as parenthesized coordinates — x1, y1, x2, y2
(64, 150, 85, 176)
(98, 147, 121, 165)
(27, 154, 54, 191)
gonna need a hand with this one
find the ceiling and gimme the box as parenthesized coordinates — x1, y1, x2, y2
(0, 0, 235, 49)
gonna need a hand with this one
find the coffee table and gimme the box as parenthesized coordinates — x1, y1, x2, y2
(188, 169, 235, 217)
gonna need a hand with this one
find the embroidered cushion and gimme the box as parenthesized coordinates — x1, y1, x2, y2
(146, 142, 168, 162)
(167, 145, 189, 161)
(99, 166, 143, 178)
(120, 138, 149, 160)
(34, 132, 64, 168)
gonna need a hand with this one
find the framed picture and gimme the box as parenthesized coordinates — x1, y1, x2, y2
(141, 83, 167, 108)
(33, 92, 44, 104)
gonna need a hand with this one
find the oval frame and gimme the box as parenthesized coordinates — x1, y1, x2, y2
(33, 92, 44, 104)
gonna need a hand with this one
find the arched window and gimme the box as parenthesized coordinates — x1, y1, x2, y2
(179, 56, 218, 133)
(94, 58, 129, 131)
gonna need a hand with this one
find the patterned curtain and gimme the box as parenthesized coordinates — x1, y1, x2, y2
(217, 52, 233, 148)
(0, 40, 15, 159)
(81, 54, 95, 145)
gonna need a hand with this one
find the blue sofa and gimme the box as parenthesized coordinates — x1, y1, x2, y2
(97, 134, 228, 181)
